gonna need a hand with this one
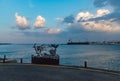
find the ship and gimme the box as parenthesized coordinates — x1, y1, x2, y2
(31, 44, 59, 65)
(67, 39, 90, 45)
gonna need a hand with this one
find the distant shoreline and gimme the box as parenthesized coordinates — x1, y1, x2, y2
(0, 43, 120, 45)
(0, 43, 12, 45)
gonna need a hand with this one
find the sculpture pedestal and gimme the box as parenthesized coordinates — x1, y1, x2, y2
(31, 55, 59, 65)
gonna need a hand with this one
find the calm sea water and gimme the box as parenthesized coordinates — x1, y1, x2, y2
(0, 44, 120, 71)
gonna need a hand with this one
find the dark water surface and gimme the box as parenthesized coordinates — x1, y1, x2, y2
(0, 44, 120, 71)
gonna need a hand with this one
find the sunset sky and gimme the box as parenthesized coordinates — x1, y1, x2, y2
(0, 0, 120, 43)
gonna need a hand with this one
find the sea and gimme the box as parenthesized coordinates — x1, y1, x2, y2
(0, 44, 120, 71)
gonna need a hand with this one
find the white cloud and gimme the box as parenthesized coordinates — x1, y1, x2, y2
(15, 12, 29, 30)
(46, 28, 61, 34)
(34, 16, 45, 28)
(76, 12, 94, 21)
(67, 9, 120, 32)
(76, 9, 110, 21)
(73, 9, 120, 32)
(96, 9, 110, 17)
(80, 20, 120, 32)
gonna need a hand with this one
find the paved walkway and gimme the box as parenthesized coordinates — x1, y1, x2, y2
(0, 63, 119, 81)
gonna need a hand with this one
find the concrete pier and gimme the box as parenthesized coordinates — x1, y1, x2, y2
(0, 63, 119, 81)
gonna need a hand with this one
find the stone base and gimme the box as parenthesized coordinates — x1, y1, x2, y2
(31, 56, 59, 65)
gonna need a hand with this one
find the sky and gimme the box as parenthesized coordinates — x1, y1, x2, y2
(0, 0, 120, 43)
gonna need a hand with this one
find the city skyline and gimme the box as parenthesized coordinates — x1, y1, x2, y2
(0, 0, 120, 43)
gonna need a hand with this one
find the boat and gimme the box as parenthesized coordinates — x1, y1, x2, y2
(67, 39, 90, 45)
(31, 44, 59, 65)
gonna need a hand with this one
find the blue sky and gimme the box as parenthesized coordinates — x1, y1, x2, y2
(0, 0, 120, 43)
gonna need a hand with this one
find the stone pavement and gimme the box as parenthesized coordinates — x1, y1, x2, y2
(0, 63, 119, 81)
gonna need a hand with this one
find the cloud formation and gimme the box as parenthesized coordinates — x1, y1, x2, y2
(76, 9, 110, 22)
(62, 15, 74, 24)
(93, 0, 120, 21)
(88, 0, 120, 32)
(13, 0, 120, 43)
(15, 13, 30, 30)
(74, 9, 120, 32)
(34, 16, 45, 28)
(46, 28, 61, 34)
(96, 9, 110, 17)
(14, 13, 62, 36)
(94, 0, 120, 11)
(60, 8, 120, 33)
(81, 20, 120, 32)
(76, 12, 93, 21)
